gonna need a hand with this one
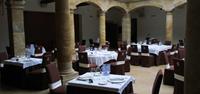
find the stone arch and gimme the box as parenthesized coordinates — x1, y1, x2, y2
(129, 5, 166, 42)
(72, 0, 102, 11)
(173, 1, 187, 10)
(106, 6, 127, 14)
(128, 3, 163, 13)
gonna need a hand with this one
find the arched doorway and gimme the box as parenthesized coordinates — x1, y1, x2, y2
(129, 6, 166, 43)
(173, 4, 187, 43)
(75, 2, 102, 46)
(106, 7, 125, 49)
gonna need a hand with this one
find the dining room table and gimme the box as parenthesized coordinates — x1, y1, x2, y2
(128, 43, 172, 55)
(0, 56, 43, 88)
(66, 72, 135, 94)
(84, 49, 118, 66)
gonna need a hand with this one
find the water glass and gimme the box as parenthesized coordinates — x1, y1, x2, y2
(101, 64, 110, 76)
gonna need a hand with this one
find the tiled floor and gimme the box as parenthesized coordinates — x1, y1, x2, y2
(0, 65, 173, 94)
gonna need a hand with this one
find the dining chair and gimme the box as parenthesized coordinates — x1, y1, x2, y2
(164, 40, 171, 45)
(46, 63, 66, 94)
(0, 52, 8, 74)
(6, 46, 13, 58)
(35, 45, 43, 54)
(26, 52, 53, 89)
(130, 45, 141, 66)
(163, 51, 174, 86)
(78, 52, 97, 75)
(78, 45, 86, 52)
(124, 47, 132, 72)
(101, 44, 109, 50)
(110, 51, 126, 75)
(173, 58, 184, 94)
(0, 52, 8, 62)
(152, 69, 163, 94)
(140, 45, 155, 67)
(177, 48, 185, 59)
(151, 38, 159, 44)
(178, 40, 184, 46)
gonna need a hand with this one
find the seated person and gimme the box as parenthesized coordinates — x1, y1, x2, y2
(27, 44, 46, 57)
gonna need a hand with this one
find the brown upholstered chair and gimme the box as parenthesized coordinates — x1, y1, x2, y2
(6, 46, 13, 58)
(178, 40, 184, 47)
(140, 45, 155, 67)
(163, 51, 174, 86)
(35, 46, 43, 54)
(78, 52, 97, 75)
(78, 45, 86, 52)
(152, 70, 163, 94)
(124, 47, 132, 72)
(177, 48, 185, 59)
(0, 52, 8, 72)
(26, 52, 53, 89)
(117, 41, 127, 51)
(173, 58, 184, 94)
(164, 40, 171, 45)
(0, 52, 8, 62)
(46, 63, 66, 94)
(101, 44, 109, 50)
(166, 44, 178, 65)
(110, 51, 126, 75)
(151, 38, 159, 44)
(130, 45, 141, 65)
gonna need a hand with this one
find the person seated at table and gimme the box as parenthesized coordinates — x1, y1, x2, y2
(94, 38, 100, 48)
(145, 37, 151, 44)
(89, 38, 95, 50)
(25, 44, 33, 57)
(27, 43, 46, 58)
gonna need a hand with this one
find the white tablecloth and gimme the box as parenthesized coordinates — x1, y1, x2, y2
(86, 50, 118, 66)
(3, 57, 42, 69)
(67, 72, 135, 94)
(128, 43, 172, 55)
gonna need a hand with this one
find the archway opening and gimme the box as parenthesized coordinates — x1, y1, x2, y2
(129, 6, 165, 43)
(106, 7, 125, 49)
(75, 2, 102, 46)
(172, 4, 187, 43)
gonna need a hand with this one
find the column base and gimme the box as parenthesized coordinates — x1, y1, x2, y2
(61, 70, 78, 84)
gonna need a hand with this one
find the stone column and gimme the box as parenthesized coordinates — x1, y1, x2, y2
(122, 13, 131, 44)
(185, 0, 200, 94)
(165, 11, 173, 41)
(99, 11, 106, 46)
(55, 0, 77, 80)
(6, 0, 25, 56)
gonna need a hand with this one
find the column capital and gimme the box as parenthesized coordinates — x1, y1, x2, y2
(123, 12, 130, 17)
(99, 11, 106, 16)
(69, 9, 75, 14)
(6, 0, 25, 9)
(166, 11, 173, 15)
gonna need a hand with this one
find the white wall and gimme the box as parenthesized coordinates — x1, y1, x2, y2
(173, 4, 186, 43)
(24, 0, 55, 12)
(131, 7, 166, 42)
(75, 5, 99, 46)
(0, 5, 9, 52)
(106, 9, 123, 26)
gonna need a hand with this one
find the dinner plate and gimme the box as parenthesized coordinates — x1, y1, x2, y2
(77, 76, 91, 81)
(108, 78, 125, 83)
(98, 81, 107, 85)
